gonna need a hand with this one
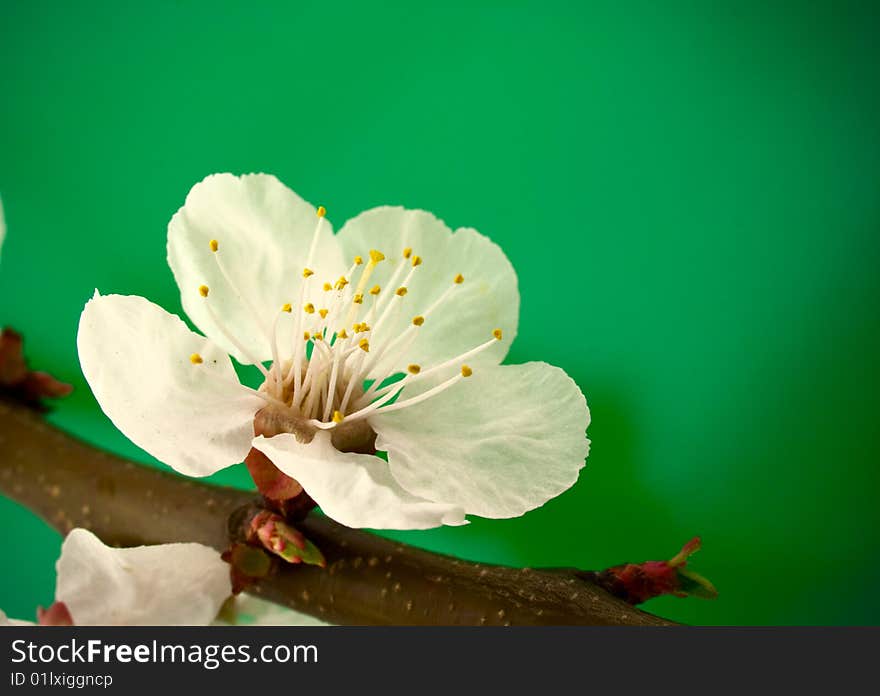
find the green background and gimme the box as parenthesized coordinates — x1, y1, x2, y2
(1, 0, 878, 625)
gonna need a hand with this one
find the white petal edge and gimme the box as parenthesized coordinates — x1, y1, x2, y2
(252, 431, 466, 530)
(0, 609, 33, 626)
(55, 529, 230, 626)
(213, 594, 330, 626)
(78, 292, 264, 477)
(371, 362, 590, 519)
(168, 173, 347, 363)
(336, 206, 519, 378)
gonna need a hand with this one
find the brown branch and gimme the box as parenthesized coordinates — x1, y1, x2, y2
(0, 397, 673, 626)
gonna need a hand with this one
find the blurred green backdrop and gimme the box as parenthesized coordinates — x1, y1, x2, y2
(1, 0, 878, 625)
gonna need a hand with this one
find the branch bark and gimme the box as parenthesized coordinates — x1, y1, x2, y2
(0, 397, 673, 626)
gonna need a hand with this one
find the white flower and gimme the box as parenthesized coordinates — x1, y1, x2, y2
(0, 528, 324, 626)
(78, 174, 590, 530)
(1, 528, 230, 626)
(55, 529, 230, 625)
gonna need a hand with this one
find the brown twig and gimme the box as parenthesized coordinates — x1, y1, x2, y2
(0, 397, 673, 625)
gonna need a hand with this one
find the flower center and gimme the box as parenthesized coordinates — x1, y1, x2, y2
(188, 206, 503, 447)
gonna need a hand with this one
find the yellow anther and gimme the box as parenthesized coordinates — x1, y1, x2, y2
(190, 353, 203, 365)
(395, 287, 408, 297)
(335, 276, 349, 290)
(319, 308, 328, 319)
(370, 285, 381, 295)
(454, 273, 464, 284)
(493, 328, 503, 340)
(407, 364, 421, 374)
(369, 249, 386, 264)
(303, 331, 311, 341)
(313, 332, 323, 341)
(354, 255, 363, 266)
(353, 293, 364, 304)
(198, 285, 209, 298)
(304, 303, 315, 314)
(461, 365, 473, 378)
(281, 303, 292, 313)
(337, 328, 348, 339)
(316, 205, 327, 218)
(303, 268, 315, 278)
(412, 255, 422, 267)
(403, 247, 412, 259)
(412, 315, 425, 326)
(323, 282, 332, 292)
(358, 338, 370, 352)
(209, 239, 219, 253)
(332, 410, 344, 424)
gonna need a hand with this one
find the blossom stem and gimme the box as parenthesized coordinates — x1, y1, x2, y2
(0, 395, 676, 626)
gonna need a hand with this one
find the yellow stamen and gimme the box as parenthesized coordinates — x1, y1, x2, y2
(354, 255, 363, 265)
(337, 328, 349, 339)
(412, 255, 422, 267)
(412, 315, 425, 326)
(303, 268, 315, 278)
(493, 328, 503, 340)
(303, 332, 311, 341)
(461, 365, 473, 377)
(190, 353, 203, 365)
(319, 308, 329, 319)
(282, 303, 292, 313)
(316, 205, 327, 218)
(304, 303, 315, 314)
(209, 239, 219, 253)
(313, 333, 323, 341)
(395, 287, 408, 297)
(348, 252, 381, 309)
(358, 338, 370, 352)
(332, 410, 344, 423)
(198, 285, 209, 298)
(370, 285, 381, 295)
(323, 282, 332, 292)
(407, 364, 421, 374)
(454, 273, 464, 284)
(403, 247, 412, 259)
(335, 276, 349, 290)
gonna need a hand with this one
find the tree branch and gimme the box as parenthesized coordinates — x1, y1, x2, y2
(0, 397, 673, 625)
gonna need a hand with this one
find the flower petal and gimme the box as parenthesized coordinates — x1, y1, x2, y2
(168, 173, 346, 363)
(55, 529, 230, 626)
(336, 207, 518, 377)
(214, 594, 330, 626)
(252, 431, 466, 530)
(78, 292, 263, 476)
(371, 362, 590, 518)
(0, 609, 32, 626)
